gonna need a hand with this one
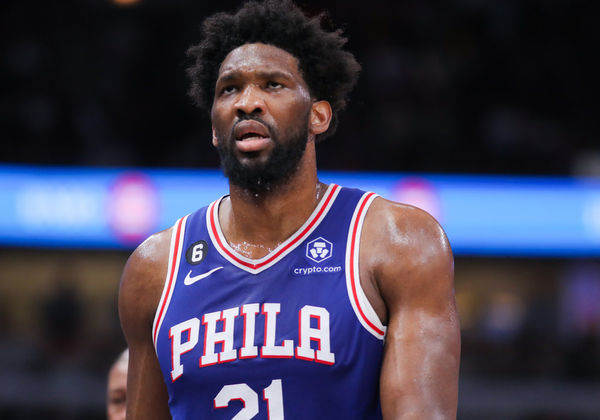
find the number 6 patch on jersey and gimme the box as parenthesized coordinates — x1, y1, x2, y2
(186, 240, 208, 265)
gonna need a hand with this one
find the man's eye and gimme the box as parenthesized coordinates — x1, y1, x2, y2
(221, 86, 236, 94)
(110, 393, 126, 405)
(266, 81, 282, 89)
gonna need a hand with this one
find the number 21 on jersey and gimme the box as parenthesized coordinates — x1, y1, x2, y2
(214, 379, 284, 420)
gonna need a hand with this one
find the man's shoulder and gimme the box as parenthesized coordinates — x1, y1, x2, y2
(128, 227, 174, 272)
(364, 196, 452, 268)
(358, 196, 454, 318)
(367, 196, 447, 241)
(119, 227, 174, 310)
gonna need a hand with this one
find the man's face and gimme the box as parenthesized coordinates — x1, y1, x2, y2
(211, 43, 313, 193)
(106, 361, 127, 420)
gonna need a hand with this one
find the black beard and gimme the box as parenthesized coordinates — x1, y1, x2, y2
(216, 114, 309, 194)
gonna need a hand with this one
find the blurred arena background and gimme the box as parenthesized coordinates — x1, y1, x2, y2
(1, 0, 599, 418)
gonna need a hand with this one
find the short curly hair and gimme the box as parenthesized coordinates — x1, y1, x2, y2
(186, 0, 360, 141)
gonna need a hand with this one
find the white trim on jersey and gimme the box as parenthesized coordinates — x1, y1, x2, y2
(207, 184, 341, 275)
(345, 192, 387, 340)
(152, 215, 188, 350)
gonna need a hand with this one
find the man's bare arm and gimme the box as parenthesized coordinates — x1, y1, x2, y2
(363, 200, 460, 419)
(119, 229, 173, 420)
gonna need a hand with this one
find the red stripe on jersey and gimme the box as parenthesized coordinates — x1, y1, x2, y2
(349, 193, 385, 337)
(153, 217, 184, 345)
(210, 184, 340, 270)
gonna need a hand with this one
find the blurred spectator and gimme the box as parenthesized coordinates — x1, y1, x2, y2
(106, 349, 128, 420)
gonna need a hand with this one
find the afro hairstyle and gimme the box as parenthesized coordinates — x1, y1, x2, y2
(186, 0, 360, 141)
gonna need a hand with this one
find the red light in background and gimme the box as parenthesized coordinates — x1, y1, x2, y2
(111, 0, 142, 7)
(107, 173, 159, 246)
(392, 177, 443, 223)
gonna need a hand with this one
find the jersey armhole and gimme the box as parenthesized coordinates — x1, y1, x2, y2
(345, 192, 387, 341)
(151, 215, 188, 351)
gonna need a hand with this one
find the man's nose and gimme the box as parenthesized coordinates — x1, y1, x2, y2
(234, 85, 265, 116)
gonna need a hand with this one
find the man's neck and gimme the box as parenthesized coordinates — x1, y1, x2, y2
(218, 152, 325, 259)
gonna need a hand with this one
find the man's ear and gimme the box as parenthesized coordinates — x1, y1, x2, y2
(309, 101, 332, 136)
(212, 127, 218, 147)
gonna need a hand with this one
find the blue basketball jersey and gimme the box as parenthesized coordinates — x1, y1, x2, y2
(153, 184, 387, 419)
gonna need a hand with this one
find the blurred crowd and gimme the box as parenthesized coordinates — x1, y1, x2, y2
(2, 0, 598, 175)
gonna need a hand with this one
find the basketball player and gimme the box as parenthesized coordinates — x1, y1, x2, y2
(106, 349, 128, 420)
(119, 1, 460, 418)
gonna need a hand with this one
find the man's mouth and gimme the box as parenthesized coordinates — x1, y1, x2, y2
(234, 120, 270, 141)
(239, 132, 268, 141)
(233, 120, 272, 152)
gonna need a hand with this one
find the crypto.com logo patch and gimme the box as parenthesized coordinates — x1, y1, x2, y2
(306, 237, 333, 263)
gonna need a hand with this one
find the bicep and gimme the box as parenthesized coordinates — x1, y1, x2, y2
(380, 288, 460, 419)
(125, 337, 171, 419)
(376, 210, 460, 419)
(119, 245, 172, 420)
